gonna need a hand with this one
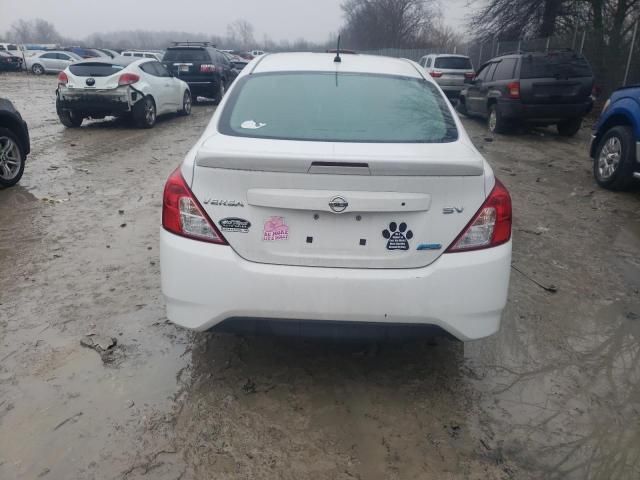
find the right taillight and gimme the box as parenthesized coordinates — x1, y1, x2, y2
(200, 64, 216, 73)
(446, 179, 511, 253)
(464, 72, 475, 79)
(162, 167, 227, 244)
(507, 81, 520, 99)
(118, 73, 140, 86)
(57, 71, 68, 86)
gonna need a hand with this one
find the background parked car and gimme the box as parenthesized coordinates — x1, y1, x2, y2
(26, 51, 83, 74)
(122, 51, 163, 61)
(0, 97, 30, 187)
(457, 50, 594, 136)
(56, 57, 192, 129)
(419, 54, 474, 99)
(0, 51, 24, 72)
(162, 42, 236, 104)
(223, 52, 249, 74)
(590, 85, 640, 190)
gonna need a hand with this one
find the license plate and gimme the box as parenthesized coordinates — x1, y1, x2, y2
(179, 65, 189, 72)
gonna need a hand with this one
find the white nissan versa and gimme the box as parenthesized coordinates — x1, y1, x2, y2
(160, 52, 512, 341)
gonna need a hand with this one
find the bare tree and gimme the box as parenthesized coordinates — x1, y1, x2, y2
(8, 18, 62, 43)
(227, 20, 256, 50)
(341, 0, 438, 49)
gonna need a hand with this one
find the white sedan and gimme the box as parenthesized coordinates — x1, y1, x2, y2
(26, 50, 84, 74)
(56, 58, 191, 128)
(160, 52, 512, 342)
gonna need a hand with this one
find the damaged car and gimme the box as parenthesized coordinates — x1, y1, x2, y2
(56, 57, 192, 128)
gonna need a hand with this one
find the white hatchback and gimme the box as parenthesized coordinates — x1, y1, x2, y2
(56, 58, 191, 128)
(160, 52, 512, 341)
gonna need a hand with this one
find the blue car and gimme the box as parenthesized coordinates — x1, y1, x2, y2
(590, 85, 640, 190)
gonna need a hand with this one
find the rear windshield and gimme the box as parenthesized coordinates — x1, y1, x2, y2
(219, 72, 458, 143)
(434, 57, 472, 70)
(520, 53, 592, 79)
(69, 63, 125, 77)
(163, 48, 210, 62)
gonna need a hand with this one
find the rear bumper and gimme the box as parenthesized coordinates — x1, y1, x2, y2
(498, 98, 593, 121)
(160, 229, 512, 341)
(439, 85, 465, 96)
(187, 81, 220, 96)
(56, 87, 136, 115)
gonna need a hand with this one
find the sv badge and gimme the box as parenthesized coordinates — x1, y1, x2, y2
(443, 207, 464, 214)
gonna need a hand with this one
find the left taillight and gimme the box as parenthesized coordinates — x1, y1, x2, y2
(446, 179, 512, 253)
(57, 71, 68, 86)
(430, 70, 443, 78)
(162, 167, 227, 244)
(118, 73, 140, 86)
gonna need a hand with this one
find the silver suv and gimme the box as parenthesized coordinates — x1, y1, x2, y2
(418, 54, 474, 99)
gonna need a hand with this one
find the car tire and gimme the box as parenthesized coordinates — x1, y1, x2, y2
(593, 125, 636, 191)
(213, 81, 225, 106)
(557, 118, 582, 137)
(31, 64, 44, 75)
(57, 107, 84, 128)
(179, 90, 192, 116)
(133, 96, 156, 129)
(488, 104, 507, 134)
(0, 127, 26, 187)
(456, 97, 468, 116)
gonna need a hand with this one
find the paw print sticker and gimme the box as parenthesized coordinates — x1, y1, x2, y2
(382, 222, 413, 251)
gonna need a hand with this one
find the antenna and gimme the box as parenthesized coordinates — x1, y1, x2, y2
(334, 35, 341, 63)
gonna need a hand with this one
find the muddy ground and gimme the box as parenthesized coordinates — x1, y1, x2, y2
(0, 71, 639, 480)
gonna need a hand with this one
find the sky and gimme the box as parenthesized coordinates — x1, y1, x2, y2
(0, 0, 470, 43)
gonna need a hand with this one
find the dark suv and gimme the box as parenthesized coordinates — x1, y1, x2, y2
(458, 50, 594, 136)
(162, 42, 237, 104)
(0, 98, 30, 187)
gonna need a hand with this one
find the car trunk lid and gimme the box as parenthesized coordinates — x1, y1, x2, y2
(65, 62, 129, 89)
(190, 136, 487, 269)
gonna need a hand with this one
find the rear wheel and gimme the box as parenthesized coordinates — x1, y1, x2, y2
(31, 64, 44, 75)
(179, 90, 192, 116)
(57, 107, 84, 128)
(0, 128, 25, 187)
(593, 126, 636, 190)
(488, 104, 507, 134)
(213, 81, 226, 105)
(557, 118, 582, 137)
(133, 96, 156, 128)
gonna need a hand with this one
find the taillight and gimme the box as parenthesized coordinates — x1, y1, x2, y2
(430, 71, 443, 78)
(162, 167, 227, 244)
(464, 72, 475, 79)
(118, 73, 140, 86)
(446, 179, 511, 253)
(200, 64, 216, 73)
(57, 71, 68, 86)
(507, 81, 520, 99)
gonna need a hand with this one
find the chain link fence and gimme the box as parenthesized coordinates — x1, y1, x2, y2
(361, 24, 640, 104)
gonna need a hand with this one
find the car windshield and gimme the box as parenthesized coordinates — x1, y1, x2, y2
(220, 72, 457, 143)
(163, 48, 209, 62)
(434, 57, 472, 69)
(520, 53, 592, 79)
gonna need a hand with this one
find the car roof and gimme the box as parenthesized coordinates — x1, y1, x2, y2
(252, 52, 425, 79)
(429, 54, 470, 58)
